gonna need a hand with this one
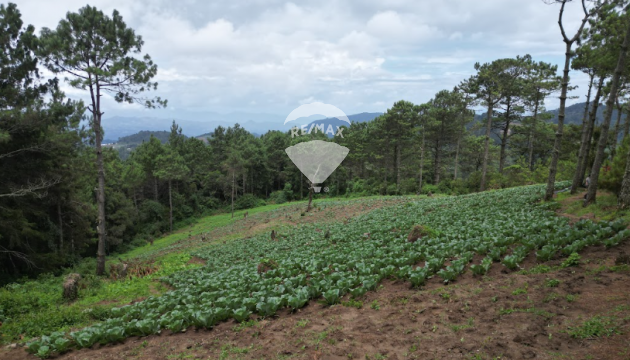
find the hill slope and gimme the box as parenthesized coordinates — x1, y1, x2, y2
(473, 101, 626, 126)
(107, 130, 175, 160)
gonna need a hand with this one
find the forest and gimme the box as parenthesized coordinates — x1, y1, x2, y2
(1, 0, 630, 284)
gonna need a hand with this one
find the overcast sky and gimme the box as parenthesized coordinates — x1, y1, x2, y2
(15, 0, 593, 121)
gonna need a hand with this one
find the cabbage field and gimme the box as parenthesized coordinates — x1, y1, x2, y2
(26, 183, 630, 358)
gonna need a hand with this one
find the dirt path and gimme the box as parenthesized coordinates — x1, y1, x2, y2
(4, 240, 630, 360)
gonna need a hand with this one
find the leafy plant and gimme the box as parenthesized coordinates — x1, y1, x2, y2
(561, 252, 581, 267)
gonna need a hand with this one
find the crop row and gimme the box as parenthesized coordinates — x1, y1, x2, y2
(27, 183, 629, 358)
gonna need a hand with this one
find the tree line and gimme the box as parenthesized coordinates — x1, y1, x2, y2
(2, 1, 630, 280)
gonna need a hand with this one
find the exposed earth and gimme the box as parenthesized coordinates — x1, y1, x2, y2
(2, 195, 630, 360)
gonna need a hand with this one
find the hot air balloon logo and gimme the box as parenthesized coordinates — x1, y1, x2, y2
(285, 140, 349, 192)
(284, 102, 350, 193)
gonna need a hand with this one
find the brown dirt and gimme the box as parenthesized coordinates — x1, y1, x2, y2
(3, 241, 630, 360)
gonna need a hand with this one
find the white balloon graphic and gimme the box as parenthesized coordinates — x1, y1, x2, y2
(285, 140, 349, 192)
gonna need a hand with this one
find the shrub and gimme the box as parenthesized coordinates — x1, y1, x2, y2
(283, 183, 294, 201)
(400, 178, 418, 194)
(235, 194, 260, 210)
(437, 179, 452, 194)
(421, 184, 438, 195)
(269, 191, 287, 204)
(600, 137, 629, 195)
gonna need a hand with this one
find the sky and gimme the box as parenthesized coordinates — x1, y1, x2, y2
(15, 0, 594, 124)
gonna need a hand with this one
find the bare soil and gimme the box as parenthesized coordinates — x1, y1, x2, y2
(3, 196, 630, 360)
(3, 240, 630, 360)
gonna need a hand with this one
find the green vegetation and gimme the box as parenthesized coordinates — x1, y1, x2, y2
(561, 252, 581, 267)
(22, 183, 630, 357)
(545, 278, 560, 288)
(567, 316, 621, 339)
(556, 191, 630, 223)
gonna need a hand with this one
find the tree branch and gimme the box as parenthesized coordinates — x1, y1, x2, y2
(559, 0, 570, 42)
(0, 177, 61, 198)
(54, 61, 89, 80)
(0, 246, 37, 269)
(0, 143, 49, 160)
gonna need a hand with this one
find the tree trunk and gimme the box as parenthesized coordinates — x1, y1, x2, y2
(499, 100, 512, 174)
(242, 171, 246, 196)
(545, 41, 573, 201)
(581, 81, 605, 185)
(454, 133, 461, 180)
(611, 99, 624, 158)
(63, 273, 81, 301)
(154, 177, 158, 201)
(585, 16, 630, 206)
(396, 144, 401, 193)
(57, 202, 63, 253)
(480, 104, 493, 192)
(132, 188, 138, 211)
(383, 161, 388, 195)
(624, 101, 630, 140)
(306, 183, 313, 212)
(231, 171, 235, 218)
(168, 179, 173, 233)
(528, 91, 541, 171)
(571, 76, 604, 194)
(618, 144, 630, 208)
(93, 81, 107, 276)
(434, 139, 441, 185)
(418, 128, 425, 193)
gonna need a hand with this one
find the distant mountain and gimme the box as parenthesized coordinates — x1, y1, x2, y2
(303, 112, 383, 137)
(106, 130, 175, 160)
(196, 112, 383, 139)
(472, 101, 625, 126)
(117, 130, 172, 145)
(547, 102, 625, 125)
(100, 114, 286, 141)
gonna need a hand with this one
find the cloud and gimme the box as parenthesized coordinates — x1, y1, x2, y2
(13, 0, 593, 120)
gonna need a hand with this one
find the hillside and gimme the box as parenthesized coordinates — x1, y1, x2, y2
(196, 112, 383, 140)
(303, 112, 383, 137)
(473, 101, 626, 126)
(107, 131, 174, 160)
(4, 184, 630, 360)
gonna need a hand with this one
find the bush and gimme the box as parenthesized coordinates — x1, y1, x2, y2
(502, 164, 534, 188)
(420, 184, 438, 195)
(283, 183, 294, 201)
(600, 137, 629, 195)
(269, 191, 287, 204)
(437, 179, 452, 194)
(235, 194, 260, 210)
(400, 178, 418, 194)
(450, 179, 469, 195)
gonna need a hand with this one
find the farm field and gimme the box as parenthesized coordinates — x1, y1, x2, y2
(2, 184, 630, 359)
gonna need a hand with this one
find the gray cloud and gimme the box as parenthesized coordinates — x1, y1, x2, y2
(15, 0, 593, 125)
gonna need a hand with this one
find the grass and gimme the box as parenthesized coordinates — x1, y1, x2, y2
(567, 316, 621, 339)
(556, 191, 630, 222)
(499, 307, 555, 319)
(0, 196, 403, 345)
(545, 278, 560, 288)
(342, 299, 363, 309)
(519, 264, 554, 275)
(0, 251, 201, 343)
